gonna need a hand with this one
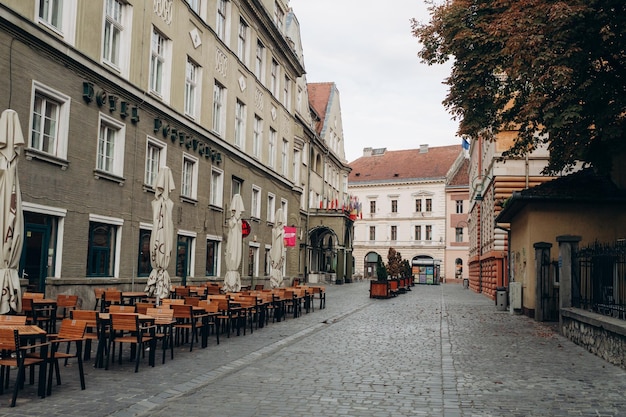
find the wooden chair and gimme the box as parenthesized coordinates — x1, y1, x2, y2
(183, 296, 202, 307)
(254, 284, 264, 291)
(55, 294, 79, 320)
(45, 318, 87, 395)
(102, 290, 123, 312)
(173, 286, 190, 299)
(93, 288, 105, 310)
(213, 298, 243, 338)
(145, 307, 175, 363)
(197, 300, 220, 345)
(70, 310, 100, 361)
(0, 315, 27, 325)
(161, 298, 184, 306)
(108, 305, 136, 314)
(171, 304, 207, 351)
(134, 302, 155, 315)
(106, 313, 156, 373)
(0, 328, 49, 407)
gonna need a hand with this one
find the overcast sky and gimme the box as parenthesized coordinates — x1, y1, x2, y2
(288, 0, 459, 163)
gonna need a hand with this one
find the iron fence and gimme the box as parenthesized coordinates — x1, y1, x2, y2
(574, 240, 626, 319)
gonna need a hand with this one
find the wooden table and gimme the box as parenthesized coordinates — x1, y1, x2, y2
(121, 292, 149, 305)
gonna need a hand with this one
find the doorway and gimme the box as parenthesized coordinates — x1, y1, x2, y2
(21, 223, 50, 294)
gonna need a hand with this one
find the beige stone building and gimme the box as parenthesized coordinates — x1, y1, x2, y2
(0, 0, 352, 304)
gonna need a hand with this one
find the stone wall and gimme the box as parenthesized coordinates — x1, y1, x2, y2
(560, 308, 626, 370)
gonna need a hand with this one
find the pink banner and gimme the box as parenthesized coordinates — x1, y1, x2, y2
(284, 226, 297, 247)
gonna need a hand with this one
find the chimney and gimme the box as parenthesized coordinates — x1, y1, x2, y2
(363, 147, 373, 157)
(419, 144, 429, 153)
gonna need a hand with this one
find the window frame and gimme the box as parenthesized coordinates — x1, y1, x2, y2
(252, 115, 263, 159)
(184, 57, 201, 118)
(28, 82, 71, 163)
(237, 17, 249, 65)
(456, 200, 464, 214)
(212, 81, 226, 135)
(455, 227, 464, 243)
(391, 199, 398, 213)
(281, 138, 289, 176)
(425, 225, 433, 241)
(86, 214, 123, 278)
(251, 185, 261, 219)
(425, 198, 433, 212)
(144, 136, 167, 188)
(255, 40, 265, 82)
(369, 226, 376, 241)
(216, 0, 228, 41)
(234, 99, 246, 148)
(205, 235, 222, 277)
(415, 225, 422, 241)
(391, 225, 397, 241)
(181, 153, 199, 200)
(210, 167, 224, 208)
(267, 193, 276, 223)
(268, 127, 276, 168)
(96, 112, 126, 178)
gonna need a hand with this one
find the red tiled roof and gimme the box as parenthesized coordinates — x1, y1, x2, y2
(448, 158, 470, 187)
(348, 145, 462, 183)
(307, 82, 333, 135)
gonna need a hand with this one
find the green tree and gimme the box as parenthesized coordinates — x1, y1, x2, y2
(412, 0, 626, 175)
(400, 259, 412, 278)
(376, 255, 388, 282)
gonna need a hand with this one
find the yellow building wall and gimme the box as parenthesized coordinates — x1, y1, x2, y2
(509, 202, 626, 311)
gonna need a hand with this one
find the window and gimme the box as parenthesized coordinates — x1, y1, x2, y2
(237, 17, 248, 64)
(186, 0, 200, 14)
(426, 198, 432, 212)
(264, 246, 271, 276)
(29, 82, 70, 161)
(234, 100, 246, 148)
(253, 115, 263, 158)
(456, 200, 464, 214)
(87, 215, 123, 277)
(270, 59, 279, 97)
(216, 0, 227, 41)
(251, 186, 261, 219)
(96, 113, 126, 178)
(455, 227, 464, 243)
(210, 168, 223, 207)
(369, 226, 376, 241)
(370, 201, 376, 214)
(37, 0, 77, 41)
(144, 137, 167, 187)
(181, 154, 198, 200)
(415, 199, 422, 212)
(280, 199, 287, 220)
(391, 225, 397, 241)
(103, 0, 123, 67)
(137, 228, 151, 277)
(231, 177, 242, 199)
(391, 199, 397, 213)
(293, 149, 301, 185)
(425, 225, 432, 241)
(206, 237, 220, 276)
(268, 128, 276, 168)
(185, 57, 200, 118)
(150, 28, 170, 97)
(415, 225, 421, 240)
(281, 139, 289, 176)
(176, 234, 195, 282)
(283, 75, 291, 109)
(267, 194, 275, 223)
(247, 245, 259, 277)
(274, 1, 284, 32)
(255, 40, 265, 81)
(212, 82, 226, 134)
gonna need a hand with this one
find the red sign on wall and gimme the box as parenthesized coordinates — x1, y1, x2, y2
(241, 219, 251, 237)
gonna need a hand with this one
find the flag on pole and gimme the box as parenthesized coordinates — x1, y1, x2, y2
(462, 137, 470, 158)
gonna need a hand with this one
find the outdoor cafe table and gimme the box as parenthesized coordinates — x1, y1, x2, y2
(94, 313, 156, 369)
(0, 324, 49, 398)
(121, 292, 149, 305)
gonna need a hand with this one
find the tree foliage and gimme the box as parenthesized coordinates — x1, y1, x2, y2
(376, 255, 388, 281)
(412, 0, 626, 174)
(386, 248, 403, 278)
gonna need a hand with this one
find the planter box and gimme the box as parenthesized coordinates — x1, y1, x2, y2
(369, 280, 390, 299)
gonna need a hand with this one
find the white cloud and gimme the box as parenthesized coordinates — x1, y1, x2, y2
(289, 0, 459, 162)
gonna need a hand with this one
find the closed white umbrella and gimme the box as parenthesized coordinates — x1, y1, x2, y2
(0, 109, 24, 314)
(223, 194, 244, 293)
(144, 166, 175, 305)
(269, 208, 285, 288)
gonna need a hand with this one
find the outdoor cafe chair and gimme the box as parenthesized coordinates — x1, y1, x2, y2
(197, 300, 220, 345)
(101, 290, 123, 312)
(106, 313, 156, 373)
(0, 328, 49, 407)
(44, 318, 87, 396)
(134, 302, 155, 315)
(69, 310, 100, 361)
(145, 307, 175, 363)
(171, 304, 208, 351)
(55, 294, 79, 321)
(108, 305, 136, 314)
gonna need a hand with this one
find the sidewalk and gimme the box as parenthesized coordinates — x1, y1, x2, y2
(6, 281, 626, 417)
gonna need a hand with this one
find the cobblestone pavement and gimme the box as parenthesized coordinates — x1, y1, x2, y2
(5, 281, 626, 417)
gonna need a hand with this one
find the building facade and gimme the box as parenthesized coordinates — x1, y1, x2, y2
(0, 0, 351, 304)
(348, 145, 464, 282)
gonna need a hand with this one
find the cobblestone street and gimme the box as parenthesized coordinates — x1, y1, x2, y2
(7, 281, 626, 417)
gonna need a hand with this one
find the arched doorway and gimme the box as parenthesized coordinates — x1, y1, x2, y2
(307, 226, 338, 283)
(364, 251, 380, 279)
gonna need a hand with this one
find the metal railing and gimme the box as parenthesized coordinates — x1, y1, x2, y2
(574, 240, 626, 319)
